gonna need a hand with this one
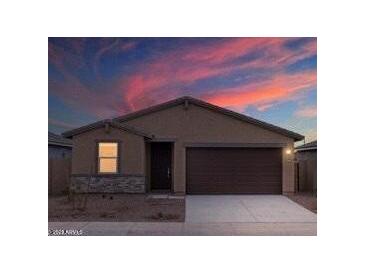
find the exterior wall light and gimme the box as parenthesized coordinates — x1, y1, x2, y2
(285, 148, 292, 155)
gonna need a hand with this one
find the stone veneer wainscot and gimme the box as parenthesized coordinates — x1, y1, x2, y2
(70, 175, 146, 193)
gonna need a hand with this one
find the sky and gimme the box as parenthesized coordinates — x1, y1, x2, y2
(49, 37, 317, 143)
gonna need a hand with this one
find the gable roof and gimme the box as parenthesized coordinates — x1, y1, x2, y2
(114, 96, 304, 141)
(49, 132, 73, 147)
(62, 96, 304, 141)
(62, 119, 153, 139)
(295, 140, 317, 151)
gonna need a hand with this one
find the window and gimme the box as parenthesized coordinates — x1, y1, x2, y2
(98, 142, 119, 173)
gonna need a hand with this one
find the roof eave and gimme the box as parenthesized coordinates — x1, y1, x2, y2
(187, 97, 305, 141)
(295, 147, 317, 152)
(48, 141, 73, 147)
(62, 120, 152, 139)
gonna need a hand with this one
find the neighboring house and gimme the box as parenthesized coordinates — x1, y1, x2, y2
(295, 140, 317, 193)
(48, 132, 72, 195)
(63, 96, 304, 195)
(48, 132, 73, 159)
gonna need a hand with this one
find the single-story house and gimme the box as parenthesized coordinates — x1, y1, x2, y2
(63, 96, 304, 195)
(295, 140, 317, 193)
(48, 132, 72, 159)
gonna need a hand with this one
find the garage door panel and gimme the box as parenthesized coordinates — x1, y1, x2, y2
(186, 147, 282, 194)
(187, 183, 281, 194)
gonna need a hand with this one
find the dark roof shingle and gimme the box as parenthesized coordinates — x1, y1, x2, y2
(62, 119, 153, 139)
(295, 140, 317, 151)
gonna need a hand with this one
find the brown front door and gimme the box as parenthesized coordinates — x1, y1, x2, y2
(151, 142, 172, 190)
(186, 147, 282, 194)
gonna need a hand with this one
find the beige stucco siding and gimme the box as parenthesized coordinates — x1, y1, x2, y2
(72, 127, 145, 175)
(121, 104, 296, 194)
(296, 150, 317, 192)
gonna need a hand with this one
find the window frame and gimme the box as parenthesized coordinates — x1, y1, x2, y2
(96, 140, 121, 174)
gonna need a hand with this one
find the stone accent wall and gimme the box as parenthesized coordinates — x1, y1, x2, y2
(70, 175, 146, 193)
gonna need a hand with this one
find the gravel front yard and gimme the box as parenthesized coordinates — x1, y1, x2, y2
(49, 194, 185, 222)
(286, 192, 317, 213)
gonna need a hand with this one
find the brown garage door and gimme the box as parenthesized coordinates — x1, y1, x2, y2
(186, 147, 282, 194)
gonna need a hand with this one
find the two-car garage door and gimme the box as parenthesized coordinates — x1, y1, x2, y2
(186, 147, 282, 194)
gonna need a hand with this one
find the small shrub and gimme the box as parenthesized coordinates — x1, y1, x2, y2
(149, 212, 179, 221)
(100, 212, 116, 218)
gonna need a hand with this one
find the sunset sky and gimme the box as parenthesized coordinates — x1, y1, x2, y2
(48, 37, 317, 142)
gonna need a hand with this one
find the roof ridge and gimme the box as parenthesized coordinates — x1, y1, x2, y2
(114, 96, 304, 141)
(63, 96, 304, 141)
(113, 97, 187, 122)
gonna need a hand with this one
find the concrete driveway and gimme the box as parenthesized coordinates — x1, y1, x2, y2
(186, 195, 317, 223)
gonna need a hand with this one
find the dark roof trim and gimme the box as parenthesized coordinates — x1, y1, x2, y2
(49, 132, 73, 147)
(114, 96, 304, 141)
(48, 141, 73, 147)
(62, 119, 153, 139)
(183, 142, 287, 148)
(295, 140, 317, 151)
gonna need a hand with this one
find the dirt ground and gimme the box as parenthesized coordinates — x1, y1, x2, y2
(286, 192, 317, 213)
(48, 194, 185, 222)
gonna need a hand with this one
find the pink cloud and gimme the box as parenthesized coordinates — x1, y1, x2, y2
(119, 41, 137, 51)
(48, 42, 84, 71)
(256, 103, 275, 111)
(94, 39, 137, 80)
(93, 39, 120, 80)
(119, 38, 317, 111)
(49, 38, 317, 119)
(295, 105, 317, 118)
(203, 71, 317, 110)
(182, 38, 280, 64)
(49, 43, 120, 118)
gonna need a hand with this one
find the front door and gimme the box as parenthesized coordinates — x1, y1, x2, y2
(151, 142, 172, 191)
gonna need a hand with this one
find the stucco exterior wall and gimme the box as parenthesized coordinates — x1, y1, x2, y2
(72, 127, 145, 175)
(121, 103, 296, 194)
(282, 143, 295, 194)
(296, 150, 317, 192)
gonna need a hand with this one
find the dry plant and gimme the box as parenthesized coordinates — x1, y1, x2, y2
(69, 166, 92, 211)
